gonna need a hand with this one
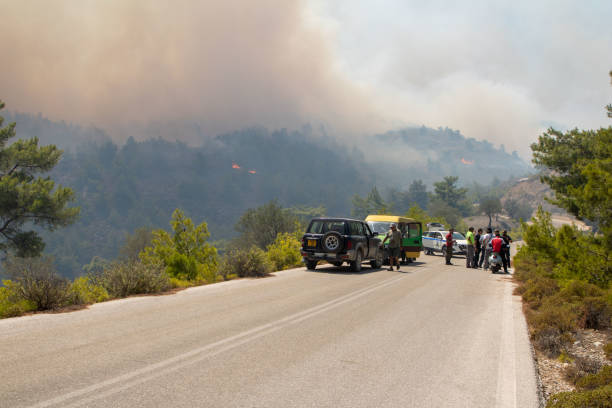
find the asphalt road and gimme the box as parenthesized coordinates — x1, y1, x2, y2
(0, 254, 539, 408)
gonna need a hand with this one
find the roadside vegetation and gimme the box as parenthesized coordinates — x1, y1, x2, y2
(514, 72, 612, 407)
(0, 201, 306, 319)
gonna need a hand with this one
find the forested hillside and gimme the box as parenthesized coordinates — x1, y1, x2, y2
(42, 128, 374, 277)
(5, 112, 532, 278)
(373, 127, 530, 185)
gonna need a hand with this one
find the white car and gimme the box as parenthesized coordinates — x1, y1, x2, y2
(422, 231, 468, 257)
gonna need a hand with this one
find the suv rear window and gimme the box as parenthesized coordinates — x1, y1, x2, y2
(349, 221, 364, 235)
(307, 220, 346, 234)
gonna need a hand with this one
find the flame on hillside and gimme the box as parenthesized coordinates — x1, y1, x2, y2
(461, 158, 474, 165)
(248, 170, 256, 174)
(232, 163, 241, 169)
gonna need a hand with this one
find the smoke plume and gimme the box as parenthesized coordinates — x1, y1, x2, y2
(0, 0, 379, 140)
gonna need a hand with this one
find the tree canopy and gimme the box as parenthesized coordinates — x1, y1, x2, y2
(503, 197, 533, 222)
(0, 101, 79, 257)
(431, 176, 471, 215)
(531, 72, 612, 248)
(432, 176, 467, 203)
(351, 187, 390, 219)
(234, 200, 300, 249)
(388, 180, 429, 214)
(479, 196, 502, 228)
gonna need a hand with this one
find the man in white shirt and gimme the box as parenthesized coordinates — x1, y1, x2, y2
(480, 227, 493, 269)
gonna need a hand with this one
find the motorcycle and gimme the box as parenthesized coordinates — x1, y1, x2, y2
(489, 252, 503, 273)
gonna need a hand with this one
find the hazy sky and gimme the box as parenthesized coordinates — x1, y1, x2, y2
(1, 0, 611, 157)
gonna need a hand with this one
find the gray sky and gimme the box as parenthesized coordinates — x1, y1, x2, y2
(311, 0, 612, 156)
(1, 0, 610, 157)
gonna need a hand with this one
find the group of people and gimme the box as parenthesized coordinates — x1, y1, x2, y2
(446, 227, 512, 274)
(382, 223, 513, 274)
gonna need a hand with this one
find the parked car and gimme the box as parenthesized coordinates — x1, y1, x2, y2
(301, 218, 383, 272)
(365, 215, 422, 264)
(422, 230, 468, 257)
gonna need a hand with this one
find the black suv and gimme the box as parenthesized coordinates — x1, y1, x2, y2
(301, 218, 383, 272)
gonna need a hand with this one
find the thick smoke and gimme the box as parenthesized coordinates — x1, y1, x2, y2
(0, 0, 380, 141)
(314, 0, 612, 157)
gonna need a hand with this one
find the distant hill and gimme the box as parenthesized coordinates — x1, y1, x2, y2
(500, 175, 590, 230)
(501, 175, 555, 215)
(3, 111, 111, 150)
(371, 127, 531, 186)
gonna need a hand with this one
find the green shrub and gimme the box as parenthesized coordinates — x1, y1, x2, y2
(200, 265, 223, 284)
(4, 255, 70, 310)
(68, 276, 109, 305)
(579, 296, 611, 330)
(521, 276, 560, 309)
(533, 328, 569, 357)
(169, 277, 197, 288)
(266, 232, 302, 271)
(529, 302, 578, 356)
(559, 280, 605, 301)
(554, 226, 612, 288)
(166, 253, 198, 280)
(513, 250, 556, 284)
(547, 384, 612, 407)
(82, 256, 109, 275)
(576, 365, 612, 391)
(101, 260, 170, 298)
(140, 209, 218, 282)
(565, 356, 603, 385)
(558, 351, 574, 364)
(220, 247, 271, 279)
(521, 207, 559, 262)
(604, 342, 612, 361)
(548, 281, 611, 330)
(0, 280, 36, 318)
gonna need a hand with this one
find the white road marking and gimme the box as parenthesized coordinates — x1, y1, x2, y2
(495, 281, 517, 408)
(28, 274, 406, 408)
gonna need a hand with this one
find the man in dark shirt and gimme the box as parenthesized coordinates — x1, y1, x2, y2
(473, 228, 482, 269)
(502, 230, 513, 269)
(445, 228, 455, 265)
(383, 224, 402, 271)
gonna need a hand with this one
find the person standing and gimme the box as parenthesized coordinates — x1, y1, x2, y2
(502, 230, 513, 269)
(491, 230, 508, 273)
(465, 227, 475, 268)
(473, 228, 482, 268)
(382, 224, 402, 271)
(480, 227, 493, 270)
(445, 228, 455, 265)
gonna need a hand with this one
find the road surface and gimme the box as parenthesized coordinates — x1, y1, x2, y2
(0, 255, 539, 408)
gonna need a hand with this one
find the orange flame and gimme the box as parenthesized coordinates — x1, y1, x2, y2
(248, 170, 256, 174)
(232, 163, 241, 169)
(461, 158, 474, 165)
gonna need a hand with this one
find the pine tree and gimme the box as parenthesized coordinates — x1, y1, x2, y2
(0, 101, 79, 257)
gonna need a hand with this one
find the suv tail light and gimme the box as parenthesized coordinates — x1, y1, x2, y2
(346, 239, 352, 250)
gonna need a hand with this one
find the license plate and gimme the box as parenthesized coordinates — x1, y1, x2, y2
(308, 239, 317, 247)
